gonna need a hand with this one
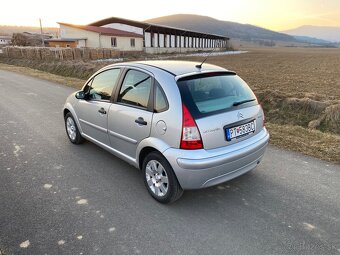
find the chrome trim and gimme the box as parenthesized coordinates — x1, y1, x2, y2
(79, 119, 107, 133)
(108, 130, 137, 144)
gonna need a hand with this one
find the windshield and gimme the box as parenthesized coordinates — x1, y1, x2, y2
(177, 73, 257, 118)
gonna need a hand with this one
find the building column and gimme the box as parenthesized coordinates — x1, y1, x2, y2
(150, 31, 154, 47)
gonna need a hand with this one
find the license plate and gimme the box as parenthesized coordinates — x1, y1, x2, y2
(226, 120, 256, 141)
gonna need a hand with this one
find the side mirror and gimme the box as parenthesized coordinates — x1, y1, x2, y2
(75, 91, 86, 100)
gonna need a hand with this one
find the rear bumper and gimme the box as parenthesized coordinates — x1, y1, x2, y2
(163, 128, 269, 189)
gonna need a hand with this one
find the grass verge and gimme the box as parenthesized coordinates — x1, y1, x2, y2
(0, 63, 85, 89)
(266, 123, 340, 164)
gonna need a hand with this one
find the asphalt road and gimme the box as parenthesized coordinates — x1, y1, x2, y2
(0, 69, 339, 255)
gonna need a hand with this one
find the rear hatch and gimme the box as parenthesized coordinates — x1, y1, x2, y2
(177, 72, 265, 150)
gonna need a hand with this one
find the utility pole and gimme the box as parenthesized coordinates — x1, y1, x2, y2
(39, 18, 44, 46)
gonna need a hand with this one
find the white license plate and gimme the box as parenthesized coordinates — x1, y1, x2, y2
(226, 120, 256, 141)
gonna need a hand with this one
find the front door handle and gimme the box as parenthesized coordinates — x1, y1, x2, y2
(98, 107, 107, 114)
(135, 117, 147, 126)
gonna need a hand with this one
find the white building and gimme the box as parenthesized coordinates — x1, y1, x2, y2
(56, 23, 143, 51)
(57, 17, 230, 53)
(90, 17, 230, 53)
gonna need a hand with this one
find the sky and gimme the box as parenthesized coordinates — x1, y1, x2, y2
(1, 0, 339, 31)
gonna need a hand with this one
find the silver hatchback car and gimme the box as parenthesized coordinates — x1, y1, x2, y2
(63, 60, 269, 203)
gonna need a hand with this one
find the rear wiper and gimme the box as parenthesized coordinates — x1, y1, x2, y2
(232, 99, 256, 106)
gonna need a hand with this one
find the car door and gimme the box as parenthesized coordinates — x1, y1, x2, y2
(75, 68, 121, 146)
(108, 68, 153, 158)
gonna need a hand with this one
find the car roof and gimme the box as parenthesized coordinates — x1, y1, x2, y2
(106, 60, 232, 77)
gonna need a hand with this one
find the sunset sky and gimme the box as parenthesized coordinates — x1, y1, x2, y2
(1, 0, 339, 31)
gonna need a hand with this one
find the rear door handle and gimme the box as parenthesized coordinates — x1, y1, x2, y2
(135, 117, 147, 126)
(98, 107, 107, 114)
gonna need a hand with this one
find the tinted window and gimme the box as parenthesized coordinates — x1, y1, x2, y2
(177, 73, 257, 118)
(154, 85, 168, 113)
(87, 69, 120, 101)
(118, 70, 152, 109)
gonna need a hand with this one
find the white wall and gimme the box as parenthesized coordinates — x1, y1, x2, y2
(103, 23, 143, 35)
(60, 24, 143, 51)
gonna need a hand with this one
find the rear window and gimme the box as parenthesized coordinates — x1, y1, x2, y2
(177, 73, 257, 118)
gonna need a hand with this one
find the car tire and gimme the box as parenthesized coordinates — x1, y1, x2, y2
(142, 151, 183, 204)
(64, 112, 84, 144)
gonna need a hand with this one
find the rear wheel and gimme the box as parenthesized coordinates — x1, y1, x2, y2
(64, 112, 84, 144)
(142, 152, 183, 204)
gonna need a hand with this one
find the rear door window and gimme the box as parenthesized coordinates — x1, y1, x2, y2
(117, 69, 152, 109)
(177, 73, 257, 118)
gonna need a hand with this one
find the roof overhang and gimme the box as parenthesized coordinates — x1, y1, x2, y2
(88, 17, 229, 40)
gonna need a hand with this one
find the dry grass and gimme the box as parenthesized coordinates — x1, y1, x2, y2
(0, 63, 85, 89)
(266, 123, 340, 164)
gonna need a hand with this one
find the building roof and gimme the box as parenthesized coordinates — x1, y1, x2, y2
(58, 23, 143, 38)
(88, 17, 229, 40)
(46, 38, 87, 42)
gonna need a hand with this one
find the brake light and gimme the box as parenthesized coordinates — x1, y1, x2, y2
(255, 95, 266, 127)
(180, 104, 203, 149)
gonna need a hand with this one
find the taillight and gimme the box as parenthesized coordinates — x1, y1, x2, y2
(180, 104, 203, 150)
(255, 95, 266, 127)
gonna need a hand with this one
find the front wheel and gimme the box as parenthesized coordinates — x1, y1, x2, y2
(142, 152, 183, 204)
(64, 112, 84, 144)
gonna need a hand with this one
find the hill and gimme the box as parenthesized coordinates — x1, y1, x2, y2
(282, 25, 340, 42)
(293, 35, 334, 46)
(0, 25, 58, 36)
(146, 14, 296, 42)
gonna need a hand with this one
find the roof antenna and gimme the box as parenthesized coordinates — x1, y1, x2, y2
(195, 46, 218, 69)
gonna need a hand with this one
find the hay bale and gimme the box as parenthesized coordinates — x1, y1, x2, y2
(82, 48, 90, 60)
(2, 47, 9, 57)
(26, 48, 36, 59)
(103, 48, 111, 59)
(324, 104, 340, 124)
(96, 48, 104, 59)
(62, 48, 74, 60)
(73, 48, 82, 60)
(283, 97, 328, 114)
(90, 48, 98, 60)
(110, 49, 120, 58)
(9, 47, 23, 58)
(40, 48, 54, 61)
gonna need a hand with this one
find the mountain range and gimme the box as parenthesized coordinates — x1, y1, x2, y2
(282, 25, 340, 42)
(146, 14, 296, 42)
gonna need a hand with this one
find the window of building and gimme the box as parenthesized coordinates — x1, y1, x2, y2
(111, 37, 117, 47)
(66, 44, 70, 48)
(130, 38, 135, 47)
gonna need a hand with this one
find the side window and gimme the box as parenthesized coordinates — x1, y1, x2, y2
(111, 37, 117, 47)
(87, 69, 120, 101)
(154, 84, 168, 113)
(117, 70, 152, 109)
(130, 38, 135, 47)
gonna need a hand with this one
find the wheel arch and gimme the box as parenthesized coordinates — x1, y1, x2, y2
(63, 103, 83, 134)
(137, 137, 171, 170)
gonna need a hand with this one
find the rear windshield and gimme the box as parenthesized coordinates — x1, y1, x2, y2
(177, 73, 257, 118)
